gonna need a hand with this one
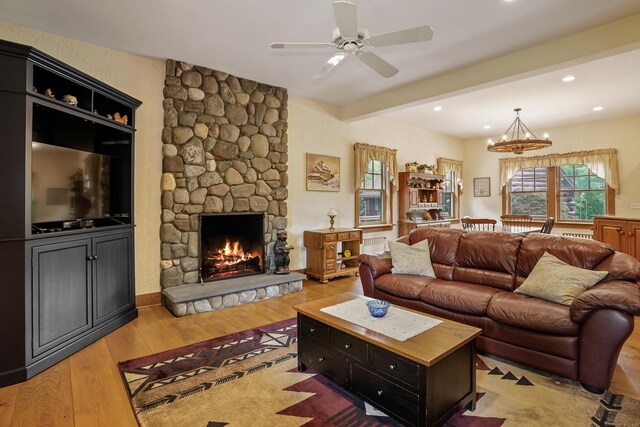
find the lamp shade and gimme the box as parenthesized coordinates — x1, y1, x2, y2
(327, 208, 338, 216)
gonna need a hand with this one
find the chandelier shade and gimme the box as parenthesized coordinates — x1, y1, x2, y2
(487, 108, 552, 155)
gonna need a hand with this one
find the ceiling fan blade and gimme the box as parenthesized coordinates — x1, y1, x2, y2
(271, 42, 336, 49)
(333, 1, 358, 39)
(364, 25, 434, 47)
(355, 50, 398, 78)
(312, 52, 348, 79)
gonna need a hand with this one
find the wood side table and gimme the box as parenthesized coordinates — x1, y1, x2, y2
(303, 228, 362, 283)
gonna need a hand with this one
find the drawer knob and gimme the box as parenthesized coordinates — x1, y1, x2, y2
(309, 328, 315, 333)
(344, 343, 352, 349)
(318, 356, 325, 362)
(389, 363, 397, 370)
(377, 390, 384, 396)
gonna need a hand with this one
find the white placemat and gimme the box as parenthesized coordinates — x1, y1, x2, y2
(320, 296, 442, 341)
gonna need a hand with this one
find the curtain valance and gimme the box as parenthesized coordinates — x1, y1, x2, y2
(436, 157, 464, 194)
(499, 148, 620, 193)
(354, 142, 398, 189)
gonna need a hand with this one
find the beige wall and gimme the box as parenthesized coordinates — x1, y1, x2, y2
(287, 96, 463, 270)
(462, 114, 640, 229)
(0, 21, 165, 295)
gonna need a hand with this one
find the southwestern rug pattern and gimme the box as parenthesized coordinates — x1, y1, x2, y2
(118, 318, 640, 426)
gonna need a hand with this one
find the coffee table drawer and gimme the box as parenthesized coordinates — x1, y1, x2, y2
(331, 328, 368, 363)
(300, 338, 347, 384)
(300, 315, 330, 344)
(371, 346, 420, 389)
(351, 363, 419, 426)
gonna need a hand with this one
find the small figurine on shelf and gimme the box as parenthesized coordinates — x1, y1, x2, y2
(428, 194, 434, 203)
(44, 88, 55, 99)
(405, 161, 419, 172)
(113, 112, 129, 125)
(273, 230, 294, 274)
(62, 95, 78, 107)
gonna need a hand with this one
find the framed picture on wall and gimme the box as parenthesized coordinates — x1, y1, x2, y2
(306, 153, 340, 192)
(473, 177, 491, 197)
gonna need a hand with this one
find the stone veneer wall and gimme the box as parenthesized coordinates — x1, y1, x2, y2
(160, 60, 288, 289)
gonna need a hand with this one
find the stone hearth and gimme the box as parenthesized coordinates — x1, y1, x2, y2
(162, 272, 305, 317)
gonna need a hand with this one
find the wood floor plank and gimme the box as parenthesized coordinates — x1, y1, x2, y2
(11, 359, 74, 427)
(0, 383, 18, 426)
(104, 319, 154, 363)
(132, 306, 186, 353)
(69, 339, 138, 427)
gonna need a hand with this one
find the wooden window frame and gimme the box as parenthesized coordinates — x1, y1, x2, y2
(443, 171, 460, 220)
(502, 165, 614, 229)
(355, 160, 393, 229)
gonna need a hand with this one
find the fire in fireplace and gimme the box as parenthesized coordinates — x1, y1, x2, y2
(199, 213, 265, 282)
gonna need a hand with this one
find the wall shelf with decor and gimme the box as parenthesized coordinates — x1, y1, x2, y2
(398, 172, 450, 236)
(0, 38, 141, 386)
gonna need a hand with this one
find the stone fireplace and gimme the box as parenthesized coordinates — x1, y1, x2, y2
(200, 213, 264, 282)
(159, 60, 303, 317)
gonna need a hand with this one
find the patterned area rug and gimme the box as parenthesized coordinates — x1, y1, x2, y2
(118, 318, 640, 426)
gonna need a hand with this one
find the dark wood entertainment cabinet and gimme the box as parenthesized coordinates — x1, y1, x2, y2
(0, 39, 141, 386)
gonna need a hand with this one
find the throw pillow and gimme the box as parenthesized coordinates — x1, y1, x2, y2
(515, 252, 608, 305)
(388, 238, 436, 277)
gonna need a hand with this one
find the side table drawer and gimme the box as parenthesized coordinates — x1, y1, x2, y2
(337, 232, 350, 241)
(324, 233, 337, 243)
(300, 337, 347, 384)
(300, 315, 330, 344)
(331, 329, 368, 363)
(371, 346, 420, 389)
(349, 231, 361, 240)
(351, 364, 419, 426)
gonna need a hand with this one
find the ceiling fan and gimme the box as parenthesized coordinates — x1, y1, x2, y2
(270, 0, 433, 79)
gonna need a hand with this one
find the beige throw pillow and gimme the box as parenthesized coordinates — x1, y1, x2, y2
(388, 239, 436, 277)
(515, 252, 608, 305)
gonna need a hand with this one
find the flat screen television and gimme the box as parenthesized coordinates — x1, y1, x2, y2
(31, 142, 128, 229)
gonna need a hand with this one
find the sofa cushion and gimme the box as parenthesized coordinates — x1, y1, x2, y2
(374, 274, 437, 300)
(516, 233, 614, 284)
(418, 281, 502, 316)
(408, 227, 464, 266)
(388, 239, 435, 277)
(515, 252, 608, 305)
(487, 292, 580, 336)
(453, 231, 523, 291)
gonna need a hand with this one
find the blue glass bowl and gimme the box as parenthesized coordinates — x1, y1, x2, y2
(366, 299, 390, 317)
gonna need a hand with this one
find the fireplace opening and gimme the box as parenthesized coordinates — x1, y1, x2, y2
(199, 213, 265, 282)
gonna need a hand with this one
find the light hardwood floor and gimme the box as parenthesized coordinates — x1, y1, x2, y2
(0, 277, 638, 426)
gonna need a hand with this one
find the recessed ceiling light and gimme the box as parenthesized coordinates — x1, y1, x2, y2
(562, 75, 576, 82)
(484, 125, 491, 129)
(593, 106, 604, 111)
(433, 106, 442, 111)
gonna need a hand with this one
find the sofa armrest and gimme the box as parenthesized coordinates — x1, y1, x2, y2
(570, 280, 640, 323)
(357, 252, 392, 279)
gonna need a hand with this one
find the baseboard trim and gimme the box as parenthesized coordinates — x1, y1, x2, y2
(136, 292, 161, 307)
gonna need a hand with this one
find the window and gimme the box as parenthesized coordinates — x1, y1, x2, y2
(505, 164, 612, 221)
(442, 171, 458, 218)
(356, 160, 390, 227)
(509, 167, 548, 217)
(558, 165, 606, 220)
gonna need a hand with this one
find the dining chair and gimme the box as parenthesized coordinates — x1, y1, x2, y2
(500, 214, 533, 232)
(541, 217, 555, 234)
(461, 217, 497, 231)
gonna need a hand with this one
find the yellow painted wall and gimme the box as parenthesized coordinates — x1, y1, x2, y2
(287, 96, 464, 270)
(0, 21, 165, 295)
(462, 114, 640, 229)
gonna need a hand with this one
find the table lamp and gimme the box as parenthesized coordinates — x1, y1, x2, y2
(327, 208, 337, 230)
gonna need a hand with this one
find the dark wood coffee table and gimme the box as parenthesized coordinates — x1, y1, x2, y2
(294, 293, 481, 427)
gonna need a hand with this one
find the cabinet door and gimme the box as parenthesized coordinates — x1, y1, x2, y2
(628, 221, 640, 261)
(92, 233, 134, 325)
(596, 219, 627, 253)
(32, 239, 92, 357)
(409, 189, 418, 207)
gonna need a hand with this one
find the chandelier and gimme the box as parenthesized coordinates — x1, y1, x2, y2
(487, 108, 552, 155)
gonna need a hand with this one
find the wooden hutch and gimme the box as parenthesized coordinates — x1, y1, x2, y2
(398, 171, 450, 237)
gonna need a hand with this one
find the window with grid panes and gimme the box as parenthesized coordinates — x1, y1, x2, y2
(442, 171, 456, 218)
(558, 165, 606, 220)
(509, 167, 548, 217)
(356, 160, 389, 226)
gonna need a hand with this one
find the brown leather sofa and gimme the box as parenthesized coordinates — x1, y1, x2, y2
(357, 227, 640, 393)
